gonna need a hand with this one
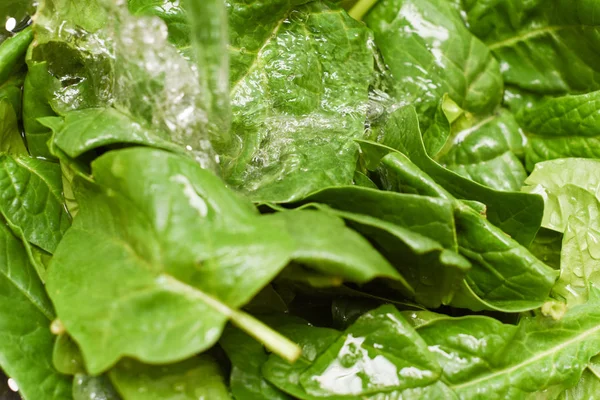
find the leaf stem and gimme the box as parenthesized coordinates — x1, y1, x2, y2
(160, 275, 301, 363)
(230, 309, 302, 363)
(349, 0, 379, 21)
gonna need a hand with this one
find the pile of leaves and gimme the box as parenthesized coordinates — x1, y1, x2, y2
(1, 0, 600, 398)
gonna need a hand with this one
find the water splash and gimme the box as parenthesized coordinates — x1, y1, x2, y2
(32, 0, 219, 169)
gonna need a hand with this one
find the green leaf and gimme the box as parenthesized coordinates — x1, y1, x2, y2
(352, 171, 378, 189)
(523, 159, 600, 232)
(73, 374, 120, 400)
(330, 297, 380, 330)
(302, 187, 459, 249)
(364, 105, 544, 247)
(0, 221, 71, 399)
(517, 91, 600, 169)
(365, 0, 503, 132)
(46, 148, 299, 373)
(298, 188, 472, 308)
(435, 109, 527, 192)
(0, 154, 70, 255)
(53, 334, 84, 375)
(50, 108, 185, 158)
(523, 159, 600, 305)
(556, 368, 600, 400)
(0, 100, 27, 155)
(262, 305, 457, 399)
(421, 95, 462, 157)
(0, 27, 32, 84)
(263, 209, 407, 288)
(261, 323, 342, 398)
(276, 263, 346, 289)
(223, 1, 374, 202)
(415, 287, 600, 398)
(22, 61, 59, 158)
(243, 284, 289, 314)
(0, 73, 25, 117)
(555, 215, 600, 306)
(462, 0, 600, 94)
(529, 228, 563, 271)
(378, 152, 557, 312)
(35, 0, 107, 41)
(299, 305, 440, 397)
(109, 356, 231, 400)
(227, 0, 310, 84)
(220, 317, 303, 400)
(47, 148, 401, 373)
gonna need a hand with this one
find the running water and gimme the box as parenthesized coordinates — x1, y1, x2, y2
(30, 0, 231, 171)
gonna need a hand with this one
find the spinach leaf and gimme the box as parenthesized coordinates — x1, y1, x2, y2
(0, 73, 24, 118)
(264, 209, 407, 289)
(416, 287, 600, 398)
(302, 187, 459, 249)
(220, 316, 306, 400)
(109, 356, 230, 400)
(378, 152, 557, 312)
(0, 155, 70, 255)
(556, 369, 600, 400)
(0, 27, 32, 84)
(22, 61, 59, 158)
(73, 374, 120, 400)
(462, 0, 600, 94)
(529, 228, 563, 271)
(46, 147, 297, 373)
(47, 148, 402, 374)
(364, 105, 544, 247)
(523, 159, 600, 233)
(48, 108, 185, 158)
(223, 1, 374, 202)
(0, 221, 71, 399)
(52, 334, 84, 376)
(517, 91, 600, 169)
(0, 100, 27, 155)
(435, 109, 527, 191)
(262, 306, 456, 399)
(298, 304, 440, 397)
(298, 188, 472, 308)
(364, 0, 502, 133)
(523, 158, 600, 305)
(261, 323, 341, 399)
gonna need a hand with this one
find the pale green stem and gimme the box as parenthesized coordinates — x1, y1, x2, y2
(349, 0, 379, 21)
(161, 275, 302, 363)
(230, 309, 302, 363)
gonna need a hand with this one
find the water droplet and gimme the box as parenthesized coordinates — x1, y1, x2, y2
(288, 10, 307, 23)
(7, 378, 18, 392)
(588, 228, 600, 259)
(5, 18, 16, 32)
(173, 383, 185, 392)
